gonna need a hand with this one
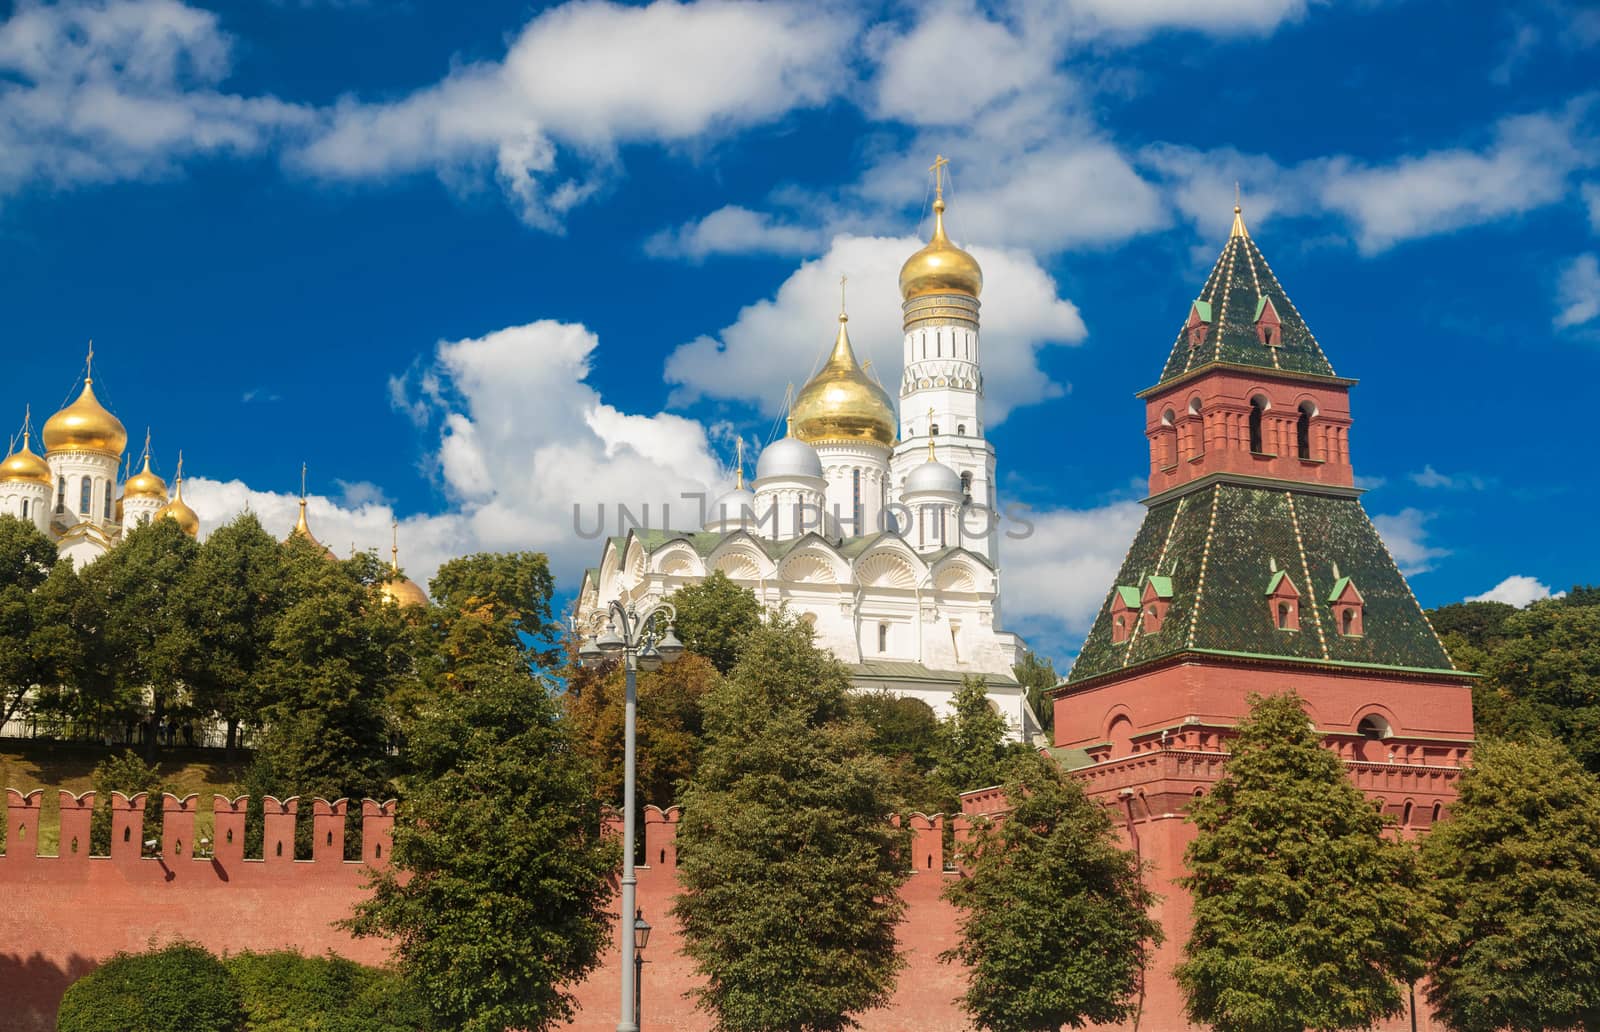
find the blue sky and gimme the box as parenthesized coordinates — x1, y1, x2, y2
(2, 0, 1597, 663)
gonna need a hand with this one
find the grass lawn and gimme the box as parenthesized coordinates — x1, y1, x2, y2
(0, 741, 252, 856)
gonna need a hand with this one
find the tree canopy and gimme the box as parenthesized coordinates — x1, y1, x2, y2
(943, 751, 1160, 1031)
(666, 569, 763, 674)
(1421, 736, 1600, 1032)
(672, 613, 908, 1031)
(1176, 691, 1424, 1032)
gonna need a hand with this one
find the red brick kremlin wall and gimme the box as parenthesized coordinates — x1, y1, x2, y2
(0, 794, 970, 1032)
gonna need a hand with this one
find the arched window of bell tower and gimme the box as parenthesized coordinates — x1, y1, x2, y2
(1249, 396, 1268, 454)
(1297, 402, 1315, 460)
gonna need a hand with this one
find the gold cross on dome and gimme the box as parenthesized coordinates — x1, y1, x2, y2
(86, 340, 94, 380)
(930, 155, 949, 199)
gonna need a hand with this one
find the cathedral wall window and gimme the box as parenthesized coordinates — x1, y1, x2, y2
(103, 483, 112, 520)
(20, 499, 28, 520)
(877, 622, 888, 653)
(56, 476, 65, 514)
(78, 477, 92, 516)
(852, 468, 862, 535)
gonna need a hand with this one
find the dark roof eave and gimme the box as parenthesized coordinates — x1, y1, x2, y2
(1136, 361, 1359, 399)
(1058, 647, 1474, 696)
(1142, 471, 1364, 507)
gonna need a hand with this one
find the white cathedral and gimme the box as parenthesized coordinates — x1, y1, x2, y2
(0, 356, 428, 607)
(579, 170, 1042, 740)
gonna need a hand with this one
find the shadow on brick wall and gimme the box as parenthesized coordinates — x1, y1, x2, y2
(0, 951, 95, 1032)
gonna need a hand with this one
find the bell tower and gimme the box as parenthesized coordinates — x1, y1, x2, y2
(891, 156, 996, 559)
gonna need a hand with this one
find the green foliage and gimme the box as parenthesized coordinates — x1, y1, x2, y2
(253, 546, 403, 806)
(847, 690, 944, 812)
(936, 677, 1010, 794)
(77, 518, 203, 756)
(88, 750, 169, 855)
(667, 570, 763, 674)
(1429, 591, 1600, 768)
(348, 660, 615, 1032)
(185, 514, 291, 743)
(1176, 691, 1424, 1032)
(56, 941, 243, 1032)
(563, 649, 720, 809)
(1421, 736, 1600, 1032)
(429, 551, 559, 669)
(673, 613, 908, 1031)
(225, 950, 433, 1032)
(0, 515, 59, 728)
(943, 752, 1161, 1031)
(1012, 650, 1057, 735)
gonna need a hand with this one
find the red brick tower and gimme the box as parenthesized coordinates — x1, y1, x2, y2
(1052, 206, 1475, 1031)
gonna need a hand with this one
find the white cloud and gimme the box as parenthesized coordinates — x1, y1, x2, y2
(1318, 105, 1598, 254)
(1409, 465, 1489, 490)
(188, 318, 731, 591)
(1467, 574, 1562, 608)
(644, 205, 827, 261)
(662, 234, 1087, 425)
(1584, 182, 1600, 232)
(1372, 508, 1450, 576)
(1554, 252, 1600, 329)
(293, 0, 855, 230)
(866, 4, 1057, 127)
(1059, 0, 1314, 35)
(1001, 499, 1146, 661)
(0, 0, 309, 195)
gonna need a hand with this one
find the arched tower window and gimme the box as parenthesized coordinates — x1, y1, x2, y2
(20, 499, 28, 520)
(104, 483, 112, 520)
(960, 471, 972, 500)
(1160, 408, 1178, 468)
(1297, 402, 1314, 460)
(930, 423, 939, 437)
(56, 476, 66, 514)
(956, 424, 966, 436)
(78, 478, 92, 516)
(1249, 396, 1267, 454)
(1187, 397, 1204, 458)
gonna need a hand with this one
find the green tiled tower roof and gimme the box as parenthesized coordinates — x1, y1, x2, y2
(1157, 208, 1337, 385)
(1068, 483, 1458, 683)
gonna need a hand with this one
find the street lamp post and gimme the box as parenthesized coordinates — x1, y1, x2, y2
(633, 909, 651, 1030)
(577, 599, 682, 1032)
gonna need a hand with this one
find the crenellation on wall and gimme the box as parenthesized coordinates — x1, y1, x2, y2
(313, 798, 349, 863)
(360, 798, 396, 868)
(261, 795, 298, 864)
(161, 793, 199, 862)
(108, 791, 147, 865)
(58, 791, 94, 862)
(4, 788, 44, 862)
(642, 804, 679, 870)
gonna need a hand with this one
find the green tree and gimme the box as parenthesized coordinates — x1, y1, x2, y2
(936, 676, 1010, 794)
(1176, 691, 1424, 1032)
(429, 551, 559, 669)
(672, 614, 908, 1031)
(1481, 601, 1600, 771)
(88, 750, 170, 855)
(562, 648, 720, 809)
(1012, 650, 1058, 736)
(56, 941, 243, 1032)
(667, 569, 763, 674)
(1421, 736, 1600, 1032)
(79, 518, 203, 759)
(253, 544, 403, 806)
(943, 751, 1161, 1031)
(348, 662, 615, 1032)
(184, 513, 290, 754)
(0, 515, 58, 728)
(225, 949, 433, 1032)
(847, 690, 943, 813)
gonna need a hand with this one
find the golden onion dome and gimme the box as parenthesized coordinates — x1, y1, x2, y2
(1, 431, 51, 487)
(42, 378, 128, 457)
(898, 194, 982, 301)
(122, 452, 168, 502)
(790, 314, 896, 448)
(286, 498, 337, 559)
(154, 473, 200, 538)
(380, 576, 429, 609)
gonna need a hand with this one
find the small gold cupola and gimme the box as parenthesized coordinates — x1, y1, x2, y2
(43, 346, 128, 458)
(790, 287, 897, 448)
(154, 453, 200, 537)
(122, 431, 168, 502)
(898, 155, 982, 301)
(379, 521, 428, 608)
(1, 409, 52, 487)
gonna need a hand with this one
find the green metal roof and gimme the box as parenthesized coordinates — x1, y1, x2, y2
(1115, 585, 1141, 608)
(1328, 575, 1354, 602)
(1265, 569, 1291, 595)
(1068, 482, 1457, 682)
(1146, 575, 1173, 599)
(1157, 229, 1336, 385)
(851, 660, 1019, 688)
